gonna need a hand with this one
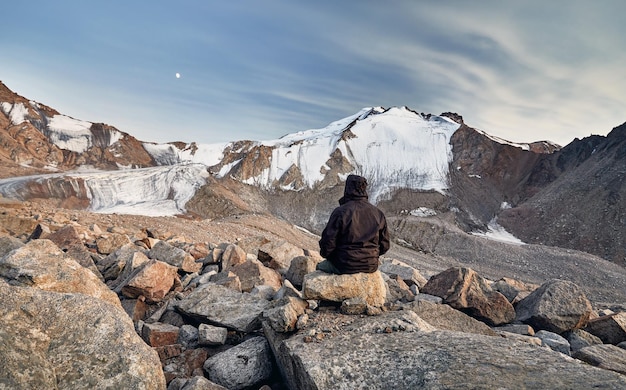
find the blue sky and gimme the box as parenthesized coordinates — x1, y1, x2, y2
(1, 1, 625, 146)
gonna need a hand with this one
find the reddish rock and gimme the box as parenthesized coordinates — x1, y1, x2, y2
(421, 267, 515, 326)
(121, 259, 179, 303)
(142, 322, 180, 347)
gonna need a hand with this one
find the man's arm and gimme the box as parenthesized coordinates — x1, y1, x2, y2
(379, 217, 390, 256)
(319, 210, 341, 258)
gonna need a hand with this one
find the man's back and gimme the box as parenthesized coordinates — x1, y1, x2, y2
(319, 175, 390, 274)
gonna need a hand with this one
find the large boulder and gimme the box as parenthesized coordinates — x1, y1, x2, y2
(0, 280, 166, 389)
(149, 240, 202, 273)
(258, 240, 303, 275)
(584, 312, 626, 344)
(0, 239, 121, 308)
(421, 267, 515, 326)
(230, 259, 282, 292)
(573, 344, 626, 375)
(0, 235, 23, 257)
(265, 311, 626, 389)
(174, 283, 271, 332)
(120, 259, 179, 303)
(302, 270, 387, 307)
(515, 279, 593, 334)
(203, 336, 274, 390)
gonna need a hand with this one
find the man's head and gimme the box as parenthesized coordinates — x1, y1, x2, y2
(343, 174, 368, 200)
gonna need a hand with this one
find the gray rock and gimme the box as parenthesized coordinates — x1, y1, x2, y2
(515, 279, 593, 334)
(178, 324, 199, 349)
(536, 330, 571, 355)
(285, 255, 319, 288)
(220, 243, 247, 271)
(149, 240, 202, 273)
(175, 283, 271, 332)
(573, 344, 626, 375)
(379, 258, 428, 288)
(564, 328, 603, 352)
(494, 323, 535, 336)
(405, 299, 497, 336)
(198, 323, 228, 346)
(274, 279, 303, 300)
(203, 336, 274, 390)
(0, 235, 23, 258)
(0, 280, 166, 389)
(263, 296, 308, 333)
(265, 312, 626, 389)
(584, 312, 626, 344)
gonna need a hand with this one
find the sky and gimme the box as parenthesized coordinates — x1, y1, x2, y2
(1, 1, 625, 147)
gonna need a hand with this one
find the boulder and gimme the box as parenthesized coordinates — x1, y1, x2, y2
(0, 235, 23, 257)
(221, 243, 247, 270)
(120, 259, 179, 303)
(96, 233, 132, 255)
(175, 283, 271, 332)
(405, 299, 497, 336)
(494, 323, 535, 336)
(230, 259, 282, 292)
(421, 267, 515, 326)
(564, 328, 603, 352)
(584, 312, 626, 344)
(0, 280, 166, 389)
(110, 250, 152, 291)
(258, 240, 303, 274)
(515, 279, 593, 334)
(142, 322, 181, 348)
(177, 325, 199, 349)
(0, 239, 121, 308)
(44, 225, 102, 279)
(265, 311, 626, 389)
(263, 296, 308, 333)
(96, 243, 145, 282)
(302, 270, 387, 307)
(209, 271, 243, 292)
(536, 330, 571, 355)
(491, 277, 537, 303)
(149, 240, 202, 273)
(198, 324, 228, 346)
(384, 274, 415, 303)
(284, 255, 319, 288)
(573, 344, 626, 375)
(203, 336, 274, 390)
(378, 258, 428, 288)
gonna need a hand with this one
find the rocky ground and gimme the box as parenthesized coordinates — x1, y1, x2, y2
(3, 197, 626, 389)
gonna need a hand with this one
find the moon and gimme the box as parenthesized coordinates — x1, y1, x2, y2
(175, 72, 181, 79)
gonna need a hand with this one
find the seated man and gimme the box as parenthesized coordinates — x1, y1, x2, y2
(317, 174, 390, 274)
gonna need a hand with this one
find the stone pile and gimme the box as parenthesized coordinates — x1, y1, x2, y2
(2, 215, 626, 389)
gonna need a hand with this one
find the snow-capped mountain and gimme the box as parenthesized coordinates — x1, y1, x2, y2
(145, 107, 463, 202)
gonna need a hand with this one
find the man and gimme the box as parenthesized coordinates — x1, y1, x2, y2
(317, 174, 390, 274)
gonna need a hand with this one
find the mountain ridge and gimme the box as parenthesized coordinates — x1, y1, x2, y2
(1, 81, 625, 266)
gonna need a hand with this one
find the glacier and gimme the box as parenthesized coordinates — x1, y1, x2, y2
(0, 164, 209, 217)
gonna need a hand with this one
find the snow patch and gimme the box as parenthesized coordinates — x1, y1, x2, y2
(404, 207, 437, 217)
(476, 129, 530, 151)
(1, 102, 29, 125)
(471, 218, 525, 245)
(47, 115, 94, 153)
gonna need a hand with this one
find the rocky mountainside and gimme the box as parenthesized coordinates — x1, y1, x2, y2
(2, 80, 625, 266)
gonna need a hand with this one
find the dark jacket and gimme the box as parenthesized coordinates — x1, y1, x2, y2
(319, 175, 390, 274)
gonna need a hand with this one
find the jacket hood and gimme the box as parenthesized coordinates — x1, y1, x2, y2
(339, 174, 368, 204)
